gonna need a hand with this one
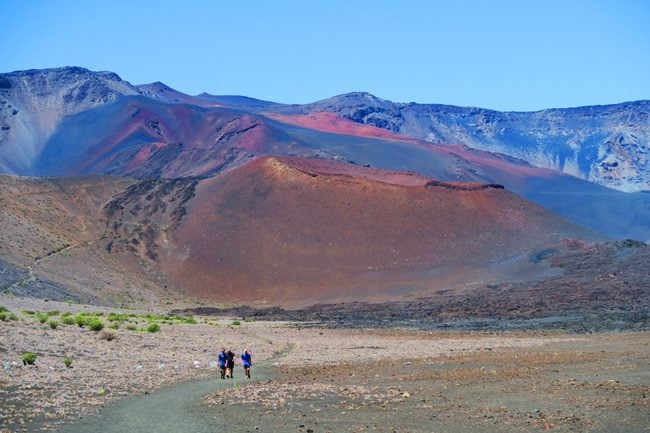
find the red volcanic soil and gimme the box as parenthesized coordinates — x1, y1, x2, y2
(162, 156, 593, 305)
(263, 112, 416, 141)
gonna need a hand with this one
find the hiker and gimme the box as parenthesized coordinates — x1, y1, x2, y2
(226, 348, 236, 378)
(218, 347, 228, 379)
(241, 349, 252, 379)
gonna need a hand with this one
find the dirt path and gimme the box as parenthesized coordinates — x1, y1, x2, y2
(54, 344, 294, 433)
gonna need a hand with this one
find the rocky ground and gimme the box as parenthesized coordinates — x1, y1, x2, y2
(1, 296, 648, 432)
(207, 332, 650, 433)
(0, 297, 287, 432)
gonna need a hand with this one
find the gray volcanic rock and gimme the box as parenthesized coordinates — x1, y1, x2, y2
(0, 67, 139, 174)
(265, 93, 650, 192)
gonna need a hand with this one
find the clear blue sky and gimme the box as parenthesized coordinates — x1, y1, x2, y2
(1, 0, 648, 111)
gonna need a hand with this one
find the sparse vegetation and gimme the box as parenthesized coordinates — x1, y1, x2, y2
(46, 310, 60, 316)
(49, 319, 59, 329)
(88, 318, 104, 332)
(147, 322, 160, 333)
(64, 357, 73, 368)
(62, 316, 75, 325)
(231, 320, 241, 326)
(8, 312, 18, 321)
(0, 305, 7, 313)
(22, 352, 37, 365)
(0, 311, 6, 321)
(108, 313, 128, 322)
(126, 324, 138, 331)
(108, 322, 119, 330)
(184, 316, 197, 324)
(36, 312, 48, 323)
(75, 314, 90, 327)
(21, 310, 35, 315)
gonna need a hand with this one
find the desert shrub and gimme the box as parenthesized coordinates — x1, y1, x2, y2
(75, 313, 92, 327)
(49, 319, 59, 329)
(0, 305, 7, 313)
(88, 319, 104, 332)
(61, 312, 72, 317)
(8, 312, 19, 321)
(184, 316, 197, 324)
(36, 312, 48, 323)
(99, 330, 116, 341)
(126, 324, 138, 331)
(147, 322, 160, 333)
(231, 320, 241, 326)
(62, 316, 76, 325)
(64, 357, 73, 368)
(0, 312, 6, 321)
(21, 310, 35, 315)
(107, 313, 128, 322)
(22, 352, 37, 365)
(46, 310, 60, 316)
(108, 322, 119, 330)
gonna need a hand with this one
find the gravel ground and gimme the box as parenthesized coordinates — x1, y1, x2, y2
(1, 297, 648, 433)
(206, 332, 650, 433)
(1, 298, 581, 433)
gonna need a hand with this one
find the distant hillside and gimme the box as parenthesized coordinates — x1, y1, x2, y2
(0, 67, 140, 173)
(263, 92, 650, 193)
(0, 159, 602, 305)
(149, 156, 599, 304)
(1, 67, 649, 240)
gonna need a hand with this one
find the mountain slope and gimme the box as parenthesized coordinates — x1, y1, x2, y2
(0, 67, 140, 173)
(1, 68, 649, 240)
(148, 156, 600, 304)
(263, 92, 650, 192)
(0, 174, 182, 305)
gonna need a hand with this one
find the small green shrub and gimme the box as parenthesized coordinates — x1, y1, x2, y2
(21, 310, 35, 315)
(147, 322, 160, 333)
(0, 305, 7, 313)
(62, 316, 75, 325)
(64, 357, 73, 368)
(0, 312, 7, 321)
(108, 313, 128, 322)
(36, 312, 48, 324)
(22, 352, 37, 365)
(61, 312, 72, 317)
(46, 310, 60, 316)
(8, 312, 18, 321)
(108, 322, 119, 330)
(49, 319, 59, 329)
(184, 316, 197, 324)
(126, 324, 138, 331)
(88, 319, 104, 332)
(75, 314, 90, 327)
(231, 320, 241, 326)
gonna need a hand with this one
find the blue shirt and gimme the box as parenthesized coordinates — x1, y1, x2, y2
(241, 351, 252, 367)
(218, 352, 228, 367)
